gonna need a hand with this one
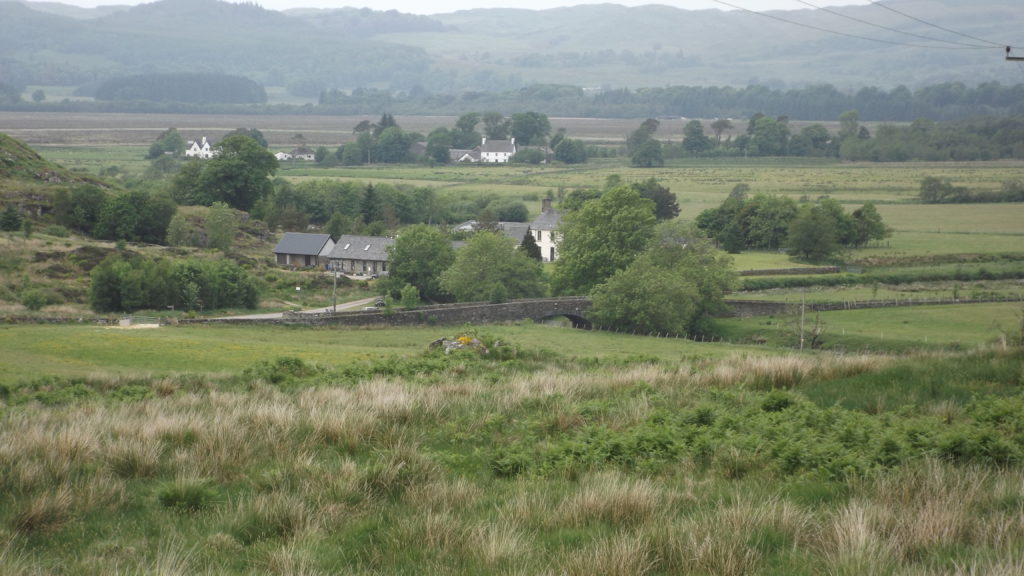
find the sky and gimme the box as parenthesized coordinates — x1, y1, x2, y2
(51, 0, 876, 16)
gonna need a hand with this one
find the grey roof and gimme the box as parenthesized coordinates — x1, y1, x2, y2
(274, 232, 333, 256)
(480, 138, 515, 154)
(531, 208, 561, 231)
(451, 221, 530, 244)
(451, 148, 479, 162)
(499, 222, 530, 244)
(328, 235, 394, 262)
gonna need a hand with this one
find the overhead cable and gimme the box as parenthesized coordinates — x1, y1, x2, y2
(795, 0, 992, 49)
(711, 0, 996, 50)
(868, 0, 1008, 48)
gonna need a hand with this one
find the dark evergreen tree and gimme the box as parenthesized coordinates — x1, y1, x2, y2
(521, 228, 542, 260)
(0, 204, 22, 232)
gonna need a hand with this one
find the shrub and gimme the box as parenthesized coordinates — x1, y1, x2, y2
(20, 288, 49, 311)
(44, 225, 69, 238)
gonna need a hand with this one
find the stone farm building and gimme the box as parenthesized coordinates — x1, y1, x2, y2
(273, 232, 335, 268)
(328, 235, 394, 276)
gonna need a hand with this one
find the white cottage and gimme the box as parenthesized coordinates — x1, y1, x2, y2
(530, 198, 561, 262)
(184, 136, 216, 159)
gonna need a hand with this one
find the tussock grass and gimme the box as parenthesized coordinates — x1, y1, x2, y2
(556, 471, 667, 528)
(688, 352, 888, 390)
(557, 533, 658, 576)
(818, 501, 899, 575)
(11, 487, 74, 534)
(226, 492, 314, 546)
(1, 345, 1021, 573)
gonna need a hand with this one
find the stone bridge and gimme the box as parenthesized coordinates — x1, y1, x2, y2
(253, 297, 593, 329)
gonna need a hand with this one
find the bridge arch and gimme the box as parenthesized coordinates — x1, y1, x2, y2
(533, 312, 592, 330)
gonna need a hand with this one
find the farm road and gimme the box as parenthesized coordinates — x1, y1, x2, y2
(213, 296, 381, 321)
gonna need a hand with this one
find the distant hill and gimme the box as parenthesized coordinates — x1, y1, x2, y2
(0, 0, 1021, 96)
(7, 0, 127, 19)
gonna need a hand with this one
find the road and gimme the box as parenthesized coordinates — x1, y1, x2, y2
(212, 296, 381, 321)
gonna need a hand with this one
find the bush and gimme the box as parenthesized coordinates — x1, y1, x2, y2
(20, 288, 49, 311)
(44, 225, 69, 238)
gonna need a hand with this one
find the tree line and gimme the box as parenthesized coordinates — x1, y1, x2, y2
(91, 73, 267, 104)
(919, 177, 1024, 204)
(631, 112, 1024, 163)
(89, 254, 260, 313)
(695, 185, 891, 262)
(6, 80, 1024, 123)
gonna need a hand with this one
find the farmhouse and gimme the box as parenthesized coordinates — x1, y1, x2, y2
(273, 232, 335, 268)
(274, 152, 292, 161)
(454, 137, 518, 163)
(290, 146, 316, 161)
(530, 198, 561, 261)
(328, 234, 394, 276)
(184, 136, 216, 159)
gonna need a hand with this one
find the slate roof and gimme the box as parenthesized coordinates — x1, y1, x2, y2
(273, 232, 333, 256)
(499, 222, 530, 244)
(450, 148, 479, 162)
(531, 208, 561, 231)
(328, 235, 394, 262)
(452, 221, 530, 244)
(480, 138, 516, 154)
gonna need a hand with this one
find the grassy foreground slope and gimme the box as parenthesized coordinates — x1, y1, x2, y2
(0, 323, 1022, 574)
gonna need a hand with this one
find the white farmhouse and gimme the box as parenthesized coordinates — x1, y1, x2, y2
(479, 137, 516, 163)
(530, 198, 561, 261)
(184, 136, 216, 159)
(454, 137, 518, 163)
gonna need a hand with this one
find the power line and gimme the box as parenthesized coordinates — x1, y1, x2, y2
(868, 0, 1008, 48)
(795, 0, 992, 49)
(712, 0, 996, 50)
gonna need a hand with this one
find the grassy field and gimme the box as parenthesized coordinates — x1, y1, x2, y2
(0, 322, 750, 388)
(735, 279, 1024, 304)
(716, 302, 1023, 352)
(0, 324, 1021, 574)
(4, 114, 1024, 574)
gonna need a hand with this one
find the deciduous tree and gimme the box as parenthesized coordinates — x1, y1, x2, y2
(440, 232, 545, 302)
(787, 204, 839, 262)
(199, 135, 278, 211)
(381, 224, 455, 302)
(551, 185, 656, 295)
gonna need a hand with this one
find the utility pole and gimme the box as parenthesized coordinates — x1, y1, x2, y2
(1006, 47, 1024, 61)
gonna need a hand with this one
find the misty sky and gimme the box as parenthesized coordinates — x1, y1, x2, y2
(54, 0, 875, 16)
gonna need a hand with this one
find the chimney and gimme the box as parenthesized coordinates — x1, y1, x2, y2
(542, 197, 552, 212)
(481, 137, 486, 147)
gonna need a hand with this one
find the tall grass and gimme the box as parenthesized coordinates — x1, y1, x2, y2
(0, 348, 1021, 573)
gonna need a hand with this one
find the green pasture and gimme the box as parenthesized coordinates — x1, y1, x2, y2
(39, 145, 151, 176)
(731, 251, 818, 270)
(0, 322, 748, 388)
(717, 302, 1022, 351)
(30, 143, 1024, 263)
(736, 279, 1024, 303)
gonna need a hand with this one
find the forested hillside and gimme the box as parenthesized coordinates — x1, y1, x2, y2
(1, 0, 1021, 99)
